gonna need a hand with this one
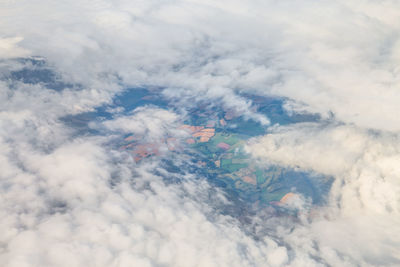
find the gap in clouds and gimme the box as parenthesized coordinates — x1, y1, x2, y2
(1, 57, 76, 92)
(0, 55, 339, 266)
(3, 0, 400, 265)
(63, 68, 334, 231)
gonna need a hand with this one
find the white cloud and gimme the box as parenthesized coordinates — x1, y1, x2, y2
(0, 134, 294, 267)
(98, 107, 182, 140)
(4, 0, 400, 130)
(1, 0, 400, 266)
(246, 123, 400, 265)
(0, 73, 294, 266)
(0, 37, 30, 59)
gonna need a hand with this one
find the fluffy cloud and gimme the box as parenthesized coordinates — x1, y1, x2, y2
(0, 63, 294, 266)
(0, 112, 292, 267)
(0, 37, 30, 59)
(98, 107, 182, 140)
(246, 123, 400, 265)
(2, 0, 400, 130)
(1, 0, 400, 266)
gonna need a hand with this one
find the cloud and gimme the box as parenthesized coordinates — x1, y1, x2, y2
(97, 106, 182, 140)
(246, 123, 367, 176)
(0, 37, 30, 59)
(2, 0, 400, 130)
(1, 0, 400, 266)
(0, 65, 293, 266)
(0, 124, 293, 267)
(246, 123, 400, 265)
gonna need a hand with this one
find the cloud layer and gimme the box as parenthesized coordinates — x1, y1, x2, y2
(2, 0, 400, 130)
(1, 0, 400, 266)
(246, 123, 400, 265)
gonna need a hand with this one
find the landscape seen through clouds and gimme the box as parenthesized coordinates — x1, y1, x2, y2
(2, 1, 400, 266)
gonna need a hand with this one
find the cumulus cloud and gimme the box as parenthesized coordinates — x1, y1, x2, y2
(0, 108, 292, 267)
(2, 0, 400, 130)
(0, 37, 30, 59)
(246, 123, 400, 265)
(1, 0, 400, 266)
(98, 107, 182, 140)
(0, 60, 293, 266)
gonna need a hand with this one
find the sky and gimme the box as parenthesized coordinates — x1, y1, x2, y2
(1, 0, 400, 266)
